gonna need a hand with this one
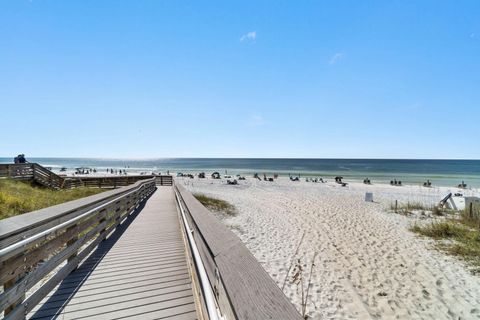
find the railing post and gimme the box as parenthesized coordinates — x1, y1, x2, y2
(99, 210, 108, 241)
(3, 257, 26, 318)
(66, 224, 79, 271)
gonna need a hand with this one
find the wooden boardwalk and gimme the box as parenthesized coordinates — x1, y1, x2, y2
(28, 186, 198, 320)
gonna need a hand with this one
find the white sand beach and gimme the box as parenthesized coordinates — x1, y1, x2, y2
(179, 177, 480, 319)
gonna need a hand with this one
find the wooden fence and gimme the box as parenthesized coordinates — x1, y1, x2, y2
(155, 175, 173, 186)
(63, 175, 156, 189)
(0, 163, 170, 189)
(0, 178, 156, 319)
(174, 183, 302, 320)
(0, 163, 63, 189)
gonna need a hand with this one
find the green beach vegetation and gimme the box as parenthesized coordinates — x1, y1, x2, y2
(0, 179, 105, 220)
(193, 193, 236, 216)
(390, 201, 449, 216)
(410, 206, 480, 273)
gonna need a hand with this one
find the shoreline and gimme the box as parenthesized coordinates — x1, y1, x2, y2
(57, 168, 480, 191)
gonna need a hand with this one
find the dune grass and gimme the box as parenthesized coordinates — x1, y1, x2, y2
(390, 201, 447, 216)
(461, 204, 480, 229)
(411, 220, 480, 272)
(0, 179, 105, 220)
(410, 221, 468, 239)
(390, 201, 428, 214)
(193, 193, 236, 215)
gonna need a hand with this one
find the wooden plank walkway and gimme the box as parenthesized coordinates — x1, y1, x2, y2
(27, 186, 198, 320)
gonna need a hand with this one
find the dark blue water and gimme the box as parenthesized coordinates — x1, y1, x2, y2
(1, 158, 479, 187)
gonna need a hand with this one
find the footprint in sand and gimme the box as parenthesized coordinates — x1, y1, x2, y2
(422, 289, 430, 299)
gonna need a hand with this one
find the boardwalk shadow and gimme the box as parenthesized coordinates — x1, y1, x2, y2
(30, 191, 155, 320)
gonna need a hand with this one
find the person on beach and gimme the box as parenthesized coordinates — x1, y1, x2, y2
(14, 154, 27, 163)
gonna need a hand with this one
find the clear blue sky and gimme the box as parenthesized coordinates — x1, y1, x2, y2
(1, 1, 479, 159)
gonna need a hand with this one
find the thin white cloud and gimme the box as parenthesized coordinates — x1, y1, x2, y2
(329, 52, 345, 65)
(247, 115, 265, 126)
(240, 31, 257, 42)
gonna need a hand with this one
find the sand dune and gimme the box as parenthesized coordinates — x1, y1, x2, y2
(180, 177, 480, 319)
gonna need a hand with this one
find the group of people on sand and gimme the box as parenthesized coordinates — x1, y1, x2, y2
(75, 168, 97, 175)
(390, 179, 402, 186)
(106, 168, 128, 175)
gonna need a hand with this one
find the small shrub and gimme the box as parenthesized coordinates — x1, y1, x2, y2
(411, 221, 467, 239)
(193, 193, 236, 215)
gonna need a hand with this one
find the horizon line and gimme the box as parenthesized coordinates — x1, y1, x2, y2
(1, 156, 479, 161)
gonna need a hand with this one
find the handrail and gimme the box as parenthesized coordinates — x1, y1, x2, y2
(174, 188, 222, 320)
(0, 178, 154, 249)
(0, 178, 156, 319)
(33, 163, 63, 181)
(0, 183, 147, 262)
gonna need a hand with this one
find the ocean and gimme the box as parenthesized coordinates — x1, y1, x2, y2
(1, 158, 479, 188)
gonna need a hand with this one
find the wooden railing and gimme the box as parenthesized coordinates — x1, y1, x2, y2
(63, 175, 156, 189)
(0, 163, 166, 189)
(33, 163, 65, 189)
(155, 175, 173, 186)
(0, 163, 65, 189)
(0, 164, 34, 180)
(174, 183, 302, 320)
(0, 178, 156, 319)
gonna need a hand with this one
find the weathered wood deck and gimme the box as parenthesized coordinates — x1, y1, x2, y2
(28, 187, 198, 320)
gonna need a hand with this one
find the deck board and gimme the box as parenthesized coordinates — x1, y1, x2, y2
(28, 186, 198, 320)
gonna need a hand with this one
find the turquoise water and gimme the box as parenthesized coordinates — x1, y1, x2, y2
(1, 158, 479, 187)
